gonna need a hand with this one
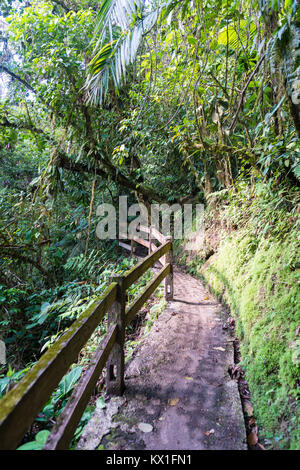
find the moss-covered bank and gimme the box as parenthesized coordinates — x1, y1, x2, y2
(175, 182, 300, 449)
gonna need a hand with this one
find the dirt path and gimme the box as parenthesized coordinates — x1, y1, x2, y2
(78, 268, 247, 450)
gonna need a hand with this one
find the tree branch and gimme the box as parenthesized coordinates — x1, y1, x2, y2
(0, 65, 36, 94)
(56, 153, 163, 203)
(0, 247, 55, 284)
(0, 115, 47, 136)
(0, 65, 66, 120)
(229, 53, 266, 131)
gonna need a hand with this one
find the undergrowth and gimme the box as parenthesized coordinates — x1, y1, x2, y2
(0, 250, 162, 449)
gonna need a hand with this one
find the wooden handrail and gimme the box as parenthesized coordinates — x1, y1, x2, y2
(119, 232, 150, 249)
(126, 264, 171, 326)
(0, 233, 173, 450)
(140, 225, 166, 244)
(43, 324, 118, 450)
(123, 241, 171, 290)
(0, 283, 117, 451)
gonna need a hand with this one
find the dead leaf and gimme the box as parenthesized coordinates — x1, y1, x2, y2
(229, 363, 242, 380)
(244, 400, 254, 417)
(184, 376, 194, 381)
(247, 431, 258, 446)
(213, 347, 226, 352)
(248, 416, 256, 427)
(168, 398, 180, 406)
(203, 297, 209, 300)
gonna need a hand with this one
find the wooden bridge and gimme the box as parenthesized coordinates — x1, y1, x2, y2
(0, 227, 173, 450)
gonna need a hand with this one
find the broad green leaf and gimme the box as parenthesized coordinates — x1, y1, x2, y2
(59, 366, 83, 396)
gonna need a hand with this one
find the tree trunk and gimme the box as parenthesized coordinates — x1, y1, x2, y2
(262, 0, 300, 137)
(281, 19, 300, 137)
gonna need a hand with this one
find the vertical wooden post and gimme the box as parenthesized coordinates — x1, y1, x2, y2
(148, 225, 152, 255)
(106, 275, 126, 396)
(130, 239, 135, 256)
(164, 236, 173, 301)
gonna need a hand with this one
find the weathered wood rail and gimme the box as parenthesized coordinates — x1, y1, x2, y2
(0, 231, 173, 450)
(118, 224, 164, 255)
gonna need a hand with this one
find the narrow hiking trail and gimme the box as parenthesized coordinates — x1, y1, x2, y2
(77, 268, 247, 450)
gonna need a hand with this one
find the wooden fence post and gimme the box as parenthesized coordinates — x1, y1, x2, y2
(106, 275, 126, 395)
(164, 236, 173, 300)
(130, 239, 135, 256)
(148, 225, 152, 255)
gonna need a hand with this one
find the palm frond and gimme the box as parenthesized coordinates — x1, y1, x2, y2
(217, 20, 257, 50)
(84, 0, 174, 104)
(93, 0, 143, 47)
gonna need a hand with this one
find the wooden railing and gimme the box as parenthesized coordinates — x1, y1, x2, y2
(118, 224, 165, 255)
(0, 231, 173, 450)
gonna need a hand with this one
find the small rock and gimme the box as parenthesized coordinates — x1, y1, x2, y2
(151, 398, 161, 406)
(138, 423, 153, 433)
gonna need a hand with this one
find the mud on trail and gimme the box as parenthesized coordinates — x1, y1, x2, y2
(78, 268, 247, 450)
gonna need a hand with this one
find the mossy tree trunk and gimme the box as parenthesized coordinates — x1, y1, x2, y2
(261, 0, 300, 137)
(281, 19, 300, 137)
